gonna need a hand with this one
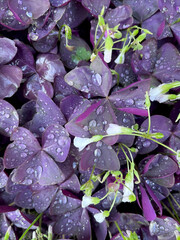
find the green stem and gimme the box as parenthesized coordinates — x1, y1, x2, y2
(161, 202, 178, 222)
(167, 197, 180, 223)
(114, 221, 126, 240)
(93, 30, 106, 54)
(19, 213, 43, 240)
(109, 191, 118, 213)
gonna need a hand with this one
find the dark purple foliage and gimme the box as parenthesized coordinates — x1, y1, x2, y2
(0, 0, 179, 239)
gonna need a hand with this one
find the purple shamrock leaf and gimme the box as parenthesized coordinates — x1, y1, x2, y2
(36, 53, 66, 82)
(32, 29, 58, 53)
(135, 115, 173, 154)
(28, 6, 66, 41)
(54, 76, 80, 99)
(131, 38, 157, 76)
(59, 34, 92, 69)
(12, 150, 64, 185)
(104, 5, 133, 29)
(0, 37, 17, 65)
(57, 0, 89, 28)
(80, 141, 120, 171)
(49, 176, 107, 240)
(66, 99, 118, 145)
(12, 39, 36, 76)
(114, 63, 137, 87)
(23, 73, 54, 100)
(153, 43, 180, 83)
(32, 185, 58, 213)
(81, 0, 110, 17)
(109, 212, 148, 235)
(0, 65, 23, 99)
(109, 78, 158, 116)
(142, 12, 172, 40)
(50, 0, 70, 7)
(6, 209, 37, 229)
(4, 127, 41, 169)
(149, 217, 180, 239)
(123, 0, 158, 22)
(0, 99, 19, 137)
(60, 95, 90, 121)
(8, 0, 50, 25)
(42, 124, 71, 162)
(28, 91, 66, 136)
(0, 213, 16, 239)
(65, 55, 112, 98)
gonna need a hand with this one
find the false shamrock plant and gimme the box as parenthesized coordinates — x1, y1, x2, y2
(76, 90, 180, 223)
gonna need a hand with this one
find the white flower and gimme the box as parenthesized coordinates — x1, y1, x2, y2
(81, 195, 93, 208)
(106, 123, 132, 135)
(104, 49, 112, 63)
(94, 211, 106, 223)
(149, 85, 169, 103)
(73, 137, 94, 151)
(122, 170, 134, 202)
(115, 51, 125, 64)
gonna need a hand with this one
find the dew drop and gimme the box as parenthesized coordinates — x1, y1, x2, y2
(26, 12, 32, 18)
(92, 73, 102, 86)
(89, 120, 97, 127)
(125, 99, 134, 106)
(94, 149, 101, 157)
(81, 85, 89, 93)
(47, 133, 55, 140)
(39, 127, 45, 132)
(96, 141, 102, 147)
(20, 152, 27, 158)
(18, 143, 26, 150)
(96, 106, 104, 115)
(56, 147, 61, 153)
(142, 140, 151, 147)
(26, 167, 34, 174)
(5, 113, 10, 118)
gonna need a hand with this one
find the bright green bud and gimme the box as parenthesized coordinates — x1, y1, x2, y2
(145, 91, 151, 109)
(131, 29, 139, 37)
(130, 147, 138, 153)
(92, 197, 101, 204)
(114, 31, 122, 39)
(100, 6, 105, 16)
(150, 132, 164, 139)
(111, 170, 122, 177)
(103, 210, 110, 217)
(101, 171, 110, 182)
(128, 193, 136, 202)
(133, 43, 143, 51)
(98, 15, 105, 27)
(137, 33, 146, 42)
(142, 29, 152, 35)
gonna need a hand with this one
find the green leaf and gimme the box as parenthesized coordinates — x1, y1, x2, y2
(75, 47, 91, 61)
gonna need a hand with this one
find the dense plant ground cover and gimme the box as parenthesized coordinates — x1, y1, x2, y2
(0, 0, 180, 239)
